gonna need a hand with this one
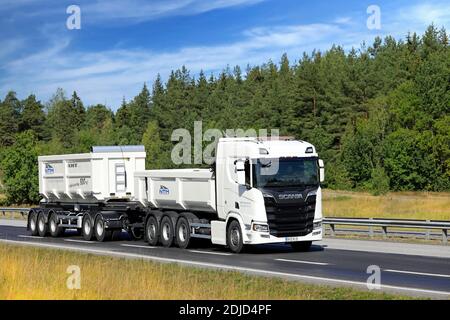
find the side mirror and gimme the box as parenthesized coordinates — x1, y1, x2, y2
(235, 159, 246, 185)
(318, 159, 325, 183)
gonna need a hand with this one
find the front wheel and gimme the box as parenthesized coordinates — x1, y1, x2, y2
(290, 241, 312, 252)
(227, 220, 243, 253)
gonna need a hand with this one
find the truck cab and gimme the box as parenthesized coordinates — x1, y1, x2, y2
(211, 137, 324, 252)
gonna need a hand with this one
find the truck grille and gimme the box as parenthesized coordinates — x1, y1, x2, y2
(264, 197, 315, 237)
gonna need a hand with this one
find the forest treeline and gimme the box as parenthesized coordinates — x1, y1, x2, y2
(0, 25, 449, 204)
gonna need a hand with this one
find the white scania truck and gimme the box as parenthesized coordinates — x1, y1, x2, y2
(29, 138, 324, 253)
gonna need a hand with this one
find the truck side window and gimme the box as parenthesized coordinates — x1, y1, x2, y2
(244, 159, 251, 187)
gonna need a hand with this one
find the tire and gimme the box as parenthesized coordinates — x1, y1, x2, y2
(175, 217, 191, 249)
(145, 216, 159, 246)
(94, 215, 112, 242)
(29, 211, 39, 236)
(159, 216, 174, 247)
(49, 212, 64, 237)
(227, 220, 243, 253)
(82, 214, 94, 241)
(290, 241, 312, 252)
(37, 212, 48, 237)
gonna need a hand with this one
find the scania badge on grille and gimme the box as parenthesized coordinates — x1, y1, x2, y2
(278, 193, 303, 200)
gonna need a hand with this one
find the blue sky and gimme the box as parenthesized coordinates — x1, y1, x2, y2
(1, 0, 449, 110)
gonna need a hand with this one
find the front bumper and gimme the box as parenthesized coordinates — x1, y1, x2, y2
(243, 220, 323, 245)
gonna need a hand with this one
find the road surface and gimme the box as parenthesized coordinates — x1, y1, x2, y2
(0, 219, 449, 299)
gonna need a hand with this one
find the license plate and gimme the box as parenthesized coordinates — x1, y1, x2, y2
(285, 236, 301, 242)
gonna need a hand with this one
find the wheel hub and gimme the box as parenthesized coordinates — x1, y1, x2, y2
(231, 228, 240, 247)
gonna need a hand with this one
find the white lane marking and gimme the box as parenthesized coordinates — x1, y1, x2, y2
(384, 269, 450, 279)
(189, 250, 232, 256)
(275, 258, 330, 266)
(64, 239, 95, 244)
(18, 235, 43, 239)
(121, 244, 156, 249)
(0, 238, 449, 297)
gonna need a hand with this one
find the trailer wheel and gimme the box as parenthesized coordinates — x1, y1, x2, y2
(37, 212, 48, 237)
(290, 241, 312, 252)
(49, 212, 64, 237)
(160, 216, 174, 247)
(94, 215, 112, 242)
(145, 216, 159, 246)
(82, 215, 94, 241)
(29, 211, 39, 236)
(175, 217, 191, 249)
(227, 220, 243, 253)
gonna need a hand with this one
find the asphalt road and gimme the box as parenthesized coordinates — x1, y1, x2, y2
(0, 220, 449, 299)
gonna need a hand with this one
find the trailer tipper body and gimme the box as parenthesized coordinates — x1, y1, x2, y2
(29, 138, 325, 253)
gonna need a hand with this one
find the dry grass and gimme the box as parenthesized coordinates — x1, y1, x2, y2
(0, 243, 408, 300)
(323, 190, 450, 220)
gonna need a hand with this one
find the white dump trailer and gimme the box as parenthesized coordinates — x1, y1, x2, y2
(29, 138, 325, 253)
(39, 146, 146, 201)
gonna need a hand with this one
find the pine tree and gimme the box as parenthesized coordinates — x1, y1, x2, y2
(0, 91, 20, 146)
(20, 95, 46, 139)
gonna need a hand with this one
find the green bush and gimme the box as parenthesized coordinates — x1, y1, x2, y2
(0, 131, 39, 205)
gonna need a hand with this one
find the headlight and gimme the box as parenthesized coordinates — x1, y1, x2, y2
(252, 223, 269, 232)
(313, 221, 322, 229)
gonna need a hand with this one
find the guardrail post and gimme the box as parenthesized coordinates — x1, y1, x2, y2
(382, 226, 388, 239)
(369, 218, 374, 238)
(329, 224, 335, 237)
(426, 220, 431, 240)
(443, 229, 448, 244)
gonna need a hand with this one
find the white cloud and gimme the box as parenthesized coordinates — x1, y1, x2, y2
(0, 21, 345, 107)
(1, 0, 449, 109)
(84, 0, 265, 22)
(398, 2, 450, 27)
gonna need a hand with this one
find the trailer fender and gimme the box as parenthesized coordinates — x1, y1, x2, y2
(225, 212, 249, 243)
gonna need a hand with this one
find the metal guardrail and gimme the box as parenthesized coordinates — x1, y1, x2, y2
(0, 207, 448, 244)
(323, 217, 450, 244)
(0, 207, 30, 217)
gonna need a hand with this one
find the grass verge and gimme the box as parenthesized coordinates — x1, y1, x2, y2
(0, 243, 410, 300)
(323, 190, 450, 220)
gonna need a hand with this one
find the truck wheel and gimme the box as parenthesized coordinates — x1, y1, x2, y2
(145, 216, 159, 246)
(82, 215, 94, 241)
(94, 215, 112, 242)
(49, 212, 64, 237)
(175, 217, 191, 249)
(29, 211, 39, 236)
(290, 241, 312, 252)
(160, 216, 174, 247)
(227, 220, 243, 253)
(37, 212, 48, 237)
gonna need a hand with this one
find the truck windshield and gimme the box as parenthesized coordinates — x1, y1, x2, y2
(253, 157, 319, 189)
